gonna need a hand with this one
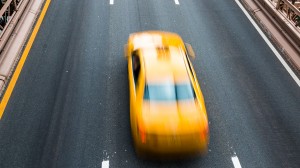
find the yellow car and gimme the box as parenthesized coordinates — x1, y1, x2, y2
(124, 31, 209, 157)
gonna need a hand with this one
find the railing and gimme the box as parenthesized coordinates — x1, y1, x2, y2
(0, 0, 22, 34)
(269, 0, 300, 29)
(251, 0, 300, 71)
(0, 0, 29, 54)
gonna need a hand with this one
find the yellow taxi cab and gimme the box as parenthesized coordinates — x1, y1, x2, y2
(124, 31, 209, 157)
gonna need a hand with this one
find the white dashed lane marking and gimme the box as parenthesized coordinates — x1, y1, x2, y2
(110, 0, 114, 5)
(232, 156, 242, 168)
(174, 0, 180, 5)
(102, 160, 109, 168)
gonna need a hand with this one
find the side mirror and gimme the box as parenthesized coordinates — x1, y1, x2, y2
(124, 44, 129, 58)
(185, 43, 195, 59)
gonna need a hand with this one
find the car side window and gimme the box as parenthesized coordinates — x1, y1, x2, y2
(185, 54, 195, 79)
(132, 51, 141, 86)
(185, 54, 198, 100)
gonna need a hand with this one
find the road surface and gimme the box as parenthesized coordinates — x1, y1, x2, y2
(0, 0, 299, 167)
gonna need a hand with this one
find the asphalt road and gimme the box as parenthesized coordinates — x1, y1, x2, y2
(0, 0, 300, 167)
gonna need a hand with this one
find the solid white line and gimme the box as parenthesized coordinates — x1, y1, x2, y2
(231, 156, 242, 168)
(110, 0, 114, 5)
(235, 0, 300, 87)
(174, 0, 180, 5)
(102, 160, 109, 168)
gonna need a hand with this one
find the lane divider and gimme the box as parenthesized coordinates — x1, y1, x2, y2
(0, 0, 52, 119)
(102, 160, 109, 168)
(110, 0, 114, 5)
(232, 155, 242, 168)
(174, 0, 180, 5)
(235, 0, 300, 87)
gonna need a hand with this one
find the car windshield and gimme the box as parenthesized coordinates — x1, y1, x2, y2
(144, 81, 196, 101)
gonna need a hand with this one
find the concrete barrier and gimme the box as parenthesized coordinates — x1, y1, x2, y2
(0, 0, 30, 54)
(0, 0, 45, 96)
(240, 0, 300, 72)
(258, 0, 300, 50)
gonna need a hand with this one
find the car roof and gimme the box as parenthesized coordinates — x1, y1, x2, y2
(141, 45, 190, 84)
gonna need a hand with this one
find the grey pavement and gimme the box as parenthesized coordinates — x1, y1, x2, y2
(0, 0, 299, 167)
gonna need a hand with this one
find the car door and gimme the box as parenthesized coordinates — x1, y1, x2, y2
(128, 50, 144, 139)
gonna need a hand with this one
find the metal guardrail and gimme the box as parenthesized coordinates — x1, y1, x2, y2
(257, 0, 300, 46)
(0, 0, 29, 54)
(0, 0, 22, 34)
(241, 0, 300, 71)
(270, 0, 300, 28)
